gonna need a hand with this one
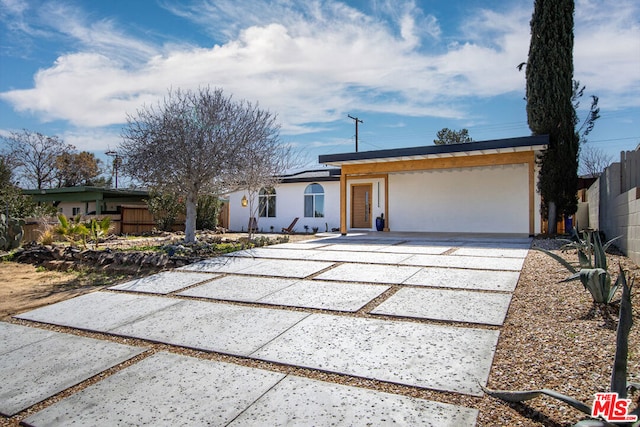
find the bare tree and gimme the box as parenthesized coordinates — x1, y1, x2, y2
(120, 86, 285, 243)
(232, 140, 296, 238)
(580, 145, 613, 177)
(1, 130, 74, 189)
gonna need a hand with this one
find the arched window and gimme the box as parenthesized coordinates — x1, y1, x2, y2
(259, 187, 276, 217)
(304, 183, 324, 218)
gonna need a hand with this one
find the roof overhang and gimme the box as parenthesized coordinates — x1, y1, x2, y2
(318, 135, 548, 167)
(22, 186, 148, 203)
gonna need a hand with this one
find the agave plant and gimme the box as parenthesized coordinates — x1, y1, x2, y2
(535, 229, 622, 304)
(483, 266, 639, 426)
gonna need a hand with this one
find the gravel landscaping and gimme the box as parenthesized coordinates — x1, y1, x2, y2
(1, 236, 639, 426)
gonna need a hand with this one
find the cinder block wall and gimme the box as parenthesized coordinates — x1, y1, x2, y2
(588, 151, 640, 265)
(611, 188, 640, 265)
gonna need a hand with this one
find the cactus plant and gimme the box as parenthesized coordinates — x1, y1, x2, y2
(0, 213, 25, 251)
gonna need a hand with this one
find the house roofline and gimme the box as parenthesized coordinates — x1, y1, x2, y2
(318, 135, 549, 166)
(22, 186, 148, 197)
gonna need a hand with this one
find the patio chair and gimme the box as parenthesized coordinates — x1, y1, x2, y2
(281, 217, 299, 234)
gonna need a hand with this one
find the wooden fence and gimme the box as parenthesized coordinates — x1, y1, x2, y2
(21, 201, 229, 242)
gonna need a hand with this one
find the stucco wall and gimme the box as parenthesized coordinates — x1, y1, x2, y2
(388, 164, 529, 234)
(57, 201, 133, 217)
(228, 181, 340, 233)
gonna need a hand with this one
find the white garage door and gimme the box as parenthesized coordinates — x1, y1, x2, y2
(388, 164, 529, 234)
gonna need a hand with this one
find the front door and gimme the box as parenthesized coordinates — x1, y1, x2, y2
(351, 184, 372, 228)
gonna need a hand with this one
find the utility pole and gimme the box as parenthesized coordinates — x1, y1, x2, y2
(348, 114, 363, 152)
(105, 150, 120, 189)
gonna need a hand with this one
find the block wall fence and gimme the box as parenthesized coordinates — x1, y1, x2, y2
(587, 149, 640, 265)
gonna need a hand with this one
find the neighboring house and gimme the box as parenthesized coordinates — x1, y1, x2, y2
(319, 135, 549, 236)
(22, 186, 148, 217)
(227, 168, 341, 233)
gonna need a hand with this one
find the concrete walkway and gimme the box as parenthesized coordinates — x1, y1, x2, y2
(2, 233, 529, 426)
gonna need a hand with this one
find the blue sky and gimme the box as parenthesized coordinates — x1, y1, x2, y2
(1, 0, 638, 179)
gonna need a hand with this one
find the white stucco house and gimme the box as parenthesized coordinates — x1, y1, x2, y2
(227, 168, 341, 233)
(318, 135, 549, 236)
(228, 135, 548, 236)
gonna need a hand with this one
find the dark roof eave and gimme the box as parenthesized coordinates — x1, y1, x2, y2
(319, 135, 549, 165)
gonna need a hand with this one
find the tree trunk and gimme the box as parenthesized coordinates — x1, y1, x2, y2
(547, 200, 557, 235)
(184, 192, 197, 243)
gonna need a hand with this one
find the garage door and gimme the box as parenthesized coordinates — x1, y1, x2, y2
(388, 164, 529, 234)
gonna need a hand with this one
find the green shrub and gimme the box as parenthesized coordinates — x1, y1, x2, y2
(196, 195, 221, 230)
(145, 190, 185, 231)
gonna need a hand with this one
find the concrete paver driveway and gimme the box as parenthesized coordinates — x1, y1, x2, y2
(3, 233, 529, 426)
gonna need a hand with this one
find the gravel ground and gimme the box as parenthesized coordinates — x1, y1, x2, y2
(2, 237, 639, 426)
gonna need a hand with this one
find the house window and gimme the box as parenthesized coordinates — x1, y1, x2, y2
(304, 183, 324, 218)
(258, 187, 276, 217)
(72, 207, 81, 216)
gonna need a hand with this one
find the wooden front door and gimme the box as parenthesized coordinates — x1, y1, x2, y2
(351, 184, 372, 228)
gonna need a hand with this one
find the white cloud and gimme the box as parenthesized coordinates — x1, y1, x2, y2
(573, 0, 640, 109)
(61, 127, 123, 153)
(1, 0, 638, 138)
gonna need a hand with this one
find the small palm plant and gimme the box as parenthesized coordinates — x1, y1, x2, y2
(88, 217, 112, 249)
(54, 214, 89, 248)
(484, 266, 638, 426)
(535, 229, 621, 304)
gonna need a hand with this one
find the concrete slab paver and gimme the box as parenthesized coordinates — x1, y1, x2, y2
(371, 287, 513, 326)
(400, 254, 524, 271)
(0, 323, 145, 417)
(15, 291, 182, 331)
(230, 247, 319, 260)
(269, 242, 331, 250)
(403, 267, 520, 292)
(23, 352, 285, 427)
(109, 271, 218, 294)
(257, 280, 390, 312)
(179, 256, 267, 273)
(404, 267, 521, 292)
(235, 259, 335, 278)
(8, 234, 531, 424)
(306, 250, 413, 264)
(229, 375, 478, 426)
(314, 263, 421, 284)
(251, 313, 500, 396)
(318, 243, 394, 252)
(452, 247, 528, 258)
(377, 245, 452, 255)
(0, 322, 56, 356)
(110, 299, 310, 356)
(178, 275, 299, 302)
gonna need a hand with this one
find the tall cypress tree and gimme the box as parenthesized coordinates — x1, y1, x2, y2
(526, 0, 579, 234)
